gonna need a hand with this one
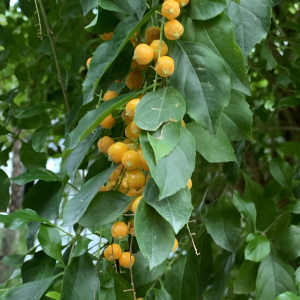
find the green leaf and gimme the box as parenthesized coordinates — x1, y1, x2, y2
(21, 251, 56, 283)
(80, 0, 97, 16)
(78, 191, 132, 228)
(0, 209, 50, 230)
(234, 260, 259, 294)
(58, 53, 72, 73)
(64, 129, 102, 181)
(45, 292, 61, 300)
(280, 225, 300, 261)
(269, 157, 293, 190)
(0, 169, 9, 212)
(140, 130, 157, 175)
(245, 233, 270, 262)
(0, 124, 11, 135)
(256, 247, 298, 300)
(11, 102, 60, 119)
(19, 142, 47, 170)
(170, 40, 230, 134)
(62, 165, 117, 226)
(143, 178, 193, 234)
(126, 0, 146, 20)
(188, 0, 226, 20)
(148, 121, 181, 163)
(130, 252, 168, 290)
(97, 0, 126, 13)
(32, 126, 52, 152)
(164, 234, 205, 300)
(225, 0, 272, 59)
(278, 96, 300, 109)
(83, 8, 156, 104)
(61, 253, 95, 300)
(276, 292, 300, 300)
(296, 266, 300, 289)
(203, 252, 236, 300)
(38, 224, 64, 266)
(187, 122, 236, 163)
(233, 190, 256, 226)
(135, 199, 174, 270)
(182, 14, 250, 95)
(220, 90, 253, 141)
(135, 87, 186, 131)
(283, 200, 300, 214)
(153, 288, 172, 300)
(10, 168, 62, 185)
(153, 126, 195, 199)
(205, 199, 242, 252)
(3, 274, 62, 300)
(1, 254, 25, 267)
(261, 41, 277, 71)
(72, 236, 91, 257)
(85, 154, 112, 181)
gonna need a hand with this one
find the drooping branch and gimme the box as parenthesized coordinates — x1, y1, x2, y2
(37, 0, 70, 113)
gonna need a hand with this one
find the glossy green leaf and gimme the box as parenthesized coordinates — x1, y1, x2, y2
(139, 130, 157, 175)
(170, 40, 230, 134)
(85, 154, 112, 181)
(72, 236, 91, 257)
(58, 53, 72, 73)
(143, 178, 193, 234)
(295, 266, 300, 289)
(64, 129, 102, 181)
(19, 142, 47, 170)
(38, 224, 64, 266)
(245, 233, 270, 262)
(256, 247, 298, 300)
(135, 199, 174, 270)
(220, 90, 253, 141)
(21, 251, 56, 283)
(182, 14, 250, 95)
(45, 292, 61, 300)
(126, 0, 146, 20)
(280, 225, 300, 261)
(62, 165, 117, 226)
(1, 254, 25, 267)
(78, 191, 132, 228)
(188, 0, 226, 20)
(278, 96, 300, 109)
(234, 260, 259, 294)
(187, 122, 236, 163)
(0, 169, 9, 212)
(3, 274, 62, 300)
(97, 0, 126, 13)
(261, 41, 277, 70)
(83, 8, 156, 104)
(61, 253, 95, 300)
(276, 292, 300, 300)
(32, 125, 52, 152)
(134, 87, 186, 131)
(226, 0, 272, 59)
(0, 209, 50, 230)
(269, 157, 293, 190)
(153, 288, 172, 300)
(80, 0, 97, 16)
(148, 121, 181, 162)
(153, 126, 195, 199)
(203, 252, 236, 300)
(10, 168, 62, 185)
(205, 199, 242, 252)
(233, 190, 256, 226)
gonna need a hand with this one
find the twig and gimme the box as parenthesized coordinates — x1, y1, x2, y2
(129, 232, 136, 300)
(37, 0, 70, 113)
(34, 0, 43, 39)
(262, 212, 285, 235)
(186, 223, 201, 256)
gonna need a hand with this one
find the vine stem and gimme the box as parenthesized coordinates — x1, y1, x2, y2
(37, 0, 70, 113)
(129, 233, 136, 300)
(67, 226, 82, 266)
(186, 223, 201, 256)
(153, 16, 165, 92)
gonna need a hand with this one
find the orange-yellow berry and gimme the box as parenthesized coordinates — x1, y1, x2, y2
(150, 40, 169, 60)
(104, 244, 122, 261)
(137, 150, 149, 171)
(187, 179, 192, 189)
(109, 167, 122, 182)
(118, 252, 135, 268)
(126, 99, 140, 119)
(131, 60, 148, 71)
(126, 71, 144, 91)
(145, 26, 161, 45)
(97, 136, 115, 154)
(86, 57, 92, 68)
(108, 142, 128, 164)
(134, 44, 154, 65)
(111, 221, 128, 239)
(127, 170, 146, 189)
(131, 196, 142, 214)
(107, 180, 117, 190)
(99, 185, 109, 192)
(172, 238, 178, 252)
(182, 120, 186, 127)
(131, 121, 141, 138)
(155, 56, 175, 77)
(103, 91, 118, 101)
(100, 114, 115, 129)
(164, 19, 184, 40)
(122, 150, 140, 170)
(162, 0, 181, 20)
(100, 32, 113, 41)
(125, 122, 137, 141)
(122, 110, 132, 124)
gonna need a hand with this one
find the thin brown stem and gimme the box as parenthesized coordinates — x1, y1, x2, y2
(34, 0, 43, 39)
(129, 233, 136, 300)
(37, 0, 70, 113)
(186, 223, 201, 256)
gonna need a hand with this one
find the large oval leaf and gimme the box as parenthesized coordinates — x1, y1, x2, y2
(153, 126, 195, 199)
(182, 14, 250, 96)
(171, 40, 230, 134)
(78, 191, 132, 228)
(143, 178, 193, 234)
(188, 0, 226, 21)
(135, 87, 186, 131)
(135, 199, 174, 270)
